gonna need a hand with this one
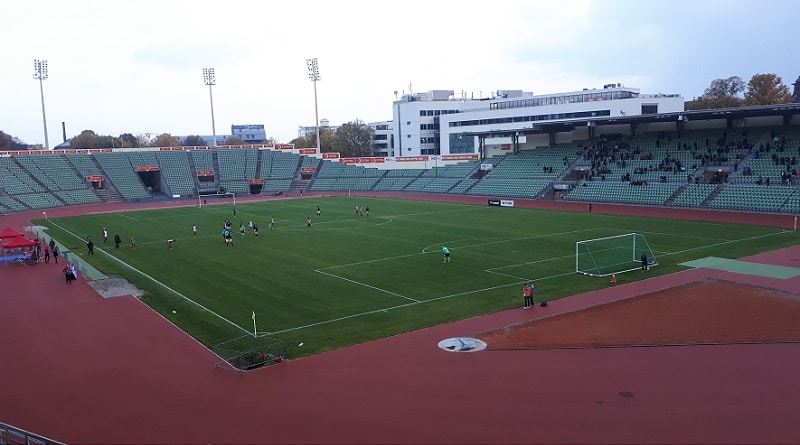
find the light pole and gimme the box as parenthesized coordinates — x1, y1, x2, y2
(202, 67, 217, 147)
(306, 58, 321, 152)
(33, 59, 50, 150)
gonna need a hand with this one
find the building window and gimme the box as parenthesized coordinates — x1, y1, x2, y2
(642, 104, 658, 114)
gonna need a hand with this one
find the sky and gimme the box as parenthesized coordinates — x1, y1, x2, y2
(3, 0, 799, 146)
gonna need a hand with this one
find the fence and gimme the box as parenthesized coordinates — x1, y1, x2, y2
(212, 334, 285, 373)
(0, 421, 64, 445)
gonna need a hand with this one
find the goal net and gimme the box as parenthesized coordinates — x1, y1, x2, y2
(576, 233, 656, 277)
(197, 192, 236, 208)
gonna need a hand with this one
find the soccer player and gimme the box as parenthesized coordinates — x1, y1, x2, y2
(130, 234, 136, 250)
(270, 216, 276, 230)
(442, 246, 450, 263)
(192, 224, 197, 238)
(306, 216, 312, 231)
(316, 205, 321, 216)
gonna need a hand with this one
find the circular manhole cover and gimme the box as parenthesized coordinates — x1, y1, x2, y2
(438, 337, 487, 352)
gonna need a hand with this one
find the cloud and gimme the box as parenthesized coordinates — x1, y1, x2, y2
(131, 41, 245, 69)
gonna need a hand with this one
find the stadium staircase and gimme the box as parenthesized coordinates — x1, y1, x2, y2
(290, 160, 308, 194)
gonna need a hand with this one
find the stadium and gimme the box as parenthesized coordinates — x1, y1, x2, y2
(2, 93, 800, 443)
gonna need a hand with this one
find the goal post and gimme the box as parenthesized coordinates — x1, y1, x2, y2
(197, 191, 236, 208)
(576, 233, 657, 277)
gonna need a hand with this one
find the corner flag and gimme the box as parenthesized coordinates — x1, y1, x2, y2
(252, 311, 257, 337)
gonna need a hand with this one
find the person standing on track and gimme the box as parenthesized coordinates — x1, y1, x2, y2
(523, 282, 534, 309)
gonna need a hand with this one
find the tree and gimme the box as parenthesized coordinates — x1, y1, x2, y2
(69, 130, 103, 149)
(291, 135, 312, 148)
(689, 76, 745, 110)
(151, 133, 181, 148)
(183, 135, 207, 146)
(136, 134, 152, 147)
(223, 136, 246, 145)
(119, 133, 139, 148)
(333, 120, 374, 157)
(296, 128, 337, 152)
(0, 131, 27, 151)
(744, 73, 793, 106)
(319, 128, 337, 152)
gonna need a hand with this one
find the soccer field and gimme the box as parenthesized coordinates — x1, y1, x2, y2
(37, 196, 796, 357)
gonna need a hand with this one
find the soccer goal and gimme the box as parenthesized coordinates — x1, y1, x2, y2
(197, 192, 236, 208)
(576, 233, 657, 277)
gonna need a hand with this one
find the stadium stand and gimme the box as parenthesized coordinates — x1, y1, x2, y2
(93, 152, 152, 201)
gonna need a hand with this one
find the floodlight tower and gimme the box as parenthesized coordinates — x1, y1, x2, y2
(202, 67, 217, 147)
(306, 58, 321, 152)
(33, 59, 50, 150)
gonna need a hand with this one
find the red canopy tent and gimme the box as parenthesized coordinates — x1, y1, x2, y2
(2, 237, 36, 249)
(0, 227, 25, 239)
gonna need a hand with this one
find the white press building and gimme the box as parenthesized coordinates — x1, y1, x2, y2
(391, 85, 685, 157)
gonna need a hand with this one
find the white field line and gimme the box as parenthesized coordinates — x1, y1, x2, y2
(656, 230, 788, 257)
(269, 270, 576, 336)
(45, 220, 250, 336)
(288, 229, 790, 335)
(314, 269, 420, 302)
(484, 252, 576, 280)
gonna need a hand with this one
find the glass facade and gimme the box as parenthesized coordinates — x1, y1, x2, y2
(449, 133, 475, 153)
(450, 110, 611, 128)
(489, 90, 636, 111)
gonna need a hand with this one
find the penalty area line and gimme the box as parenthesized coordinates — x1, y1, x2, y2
(314, 269, 420, 302)
(272, 269, 576, 336)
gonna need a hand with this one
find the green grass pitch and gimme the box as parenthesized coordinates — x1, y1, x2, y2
(35, 196, 797, 358)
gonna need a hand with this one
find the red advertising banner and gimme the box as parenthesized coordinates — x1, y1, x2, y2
(135, 165, 160, 172)
(300, 167, 317, 172)
(340, 157, 385, 164)
(442, 154, 479, 161)
(299, 148, 317, 155)
(396, 156, 429, 162)
(197, 170, 214, 176)
(249, 178, 265, 184)
(86, 175, 103, 181)
(274, 144, 294, 150)
(501, 144, 512, 151)
(322, 152, 340, 159)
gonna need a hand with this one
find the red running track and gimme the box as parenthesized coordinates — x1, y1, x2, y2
(1, 195, 799, 443)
